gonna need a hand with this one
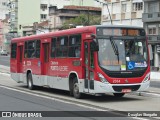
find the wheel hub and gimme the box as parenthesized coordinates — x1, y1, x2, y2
(74, 83, 79, 94)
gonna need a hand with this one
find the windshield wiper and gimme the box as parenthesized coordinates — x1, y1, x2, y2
(110, 37, 119, 62)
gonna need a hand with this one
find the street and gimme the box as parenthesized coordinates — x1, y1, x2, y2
(0, 55, 10, 67)
(0, 56, 160, 119)
(0, 75, 136, 120)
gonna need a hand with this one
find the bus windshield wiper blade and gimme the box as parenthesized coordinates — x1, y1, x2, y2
(110, 37, 119, 55)
(110, 37, 119, 62)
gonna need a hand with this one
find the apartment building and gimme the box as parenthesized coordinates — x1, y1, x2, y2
(49, 5, 101, 31)
(7, 0, 99, 37)
(0, 0, 8, 19)
(0, 0, 9, 51)
(0, 18, 10, 52)
(102, 0, 143, 27)
(143, 0, 160, 69)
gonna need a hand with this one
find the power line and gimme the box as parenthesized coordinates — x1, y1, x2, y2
(94, 0, 112, 24)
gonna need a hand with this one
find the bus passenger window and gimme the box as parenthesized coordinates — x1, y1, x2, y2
(68, 34, 81, 58)
(55, 36, 68, 57)
(36, 40, 40, 58)
(24, 42, 28, 58)
(51, 38, 56, 58)
(11, 43, 17, 58)
(75, 46, 80, 57)
(27, 40, 36, 58)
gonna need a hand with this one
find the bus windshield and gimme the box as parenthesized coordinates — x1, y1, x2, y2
(98, 37, 148, 71)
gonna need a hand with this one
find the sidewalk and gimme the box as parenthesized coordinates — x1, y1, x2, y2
(150, 72, 160, 80)
(0, 65, 10, 74)
(0, 64, 160, 80)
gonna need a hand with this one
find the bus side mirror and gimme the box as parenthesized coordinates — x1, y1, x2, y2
(90, 41, 99, 51)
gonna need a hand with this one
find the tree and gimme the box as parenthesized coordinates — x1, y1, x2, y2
(61, 14, 101, 30)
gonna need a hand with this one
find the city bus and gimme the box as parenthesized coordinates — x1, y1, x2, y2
(10, 25, 150, 98)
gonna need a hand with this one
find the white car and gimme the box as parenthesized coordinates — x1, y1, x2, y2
(0, 50, 8, 56)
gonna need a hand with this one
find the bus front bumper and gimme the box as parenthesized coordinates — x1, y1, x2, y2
(87, 80, 150, 94)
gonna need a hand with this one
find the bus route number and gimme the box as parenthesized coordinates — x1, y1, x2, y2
(113, 79, 120, 83)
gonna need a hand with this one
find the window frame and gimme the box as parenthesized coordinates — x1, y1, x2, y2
(50, 34, 82, 58)
(24, 40, 41, 59)
(11, 43, 17, 59)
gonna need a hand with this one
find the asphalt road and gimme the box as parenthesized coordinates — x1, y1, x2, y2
(0, 85, 134, 120)
(0, 55, 10, 67)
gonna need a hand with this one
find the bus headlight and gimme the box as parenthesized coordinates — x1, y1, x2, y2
(98, 73, 109, 84)
(142, 73, 150, 83)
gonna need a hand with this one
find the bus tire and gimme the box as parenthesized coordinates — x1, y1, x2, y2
(73, 78, 82, 99)
(27, 73, 35, 90)
(113, 93, 125, 97)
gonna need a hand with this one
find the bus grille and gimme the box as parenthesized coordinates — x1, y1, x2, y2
(112, 85, 140, 92)
(100, 67, 146, 78)
(108, 71, 144, 78)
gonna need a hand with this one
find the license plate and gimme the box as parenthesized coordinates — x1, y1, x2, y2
(122, 89, 131, 93)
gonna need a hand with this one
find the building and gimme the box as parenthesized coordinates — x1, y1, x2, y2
(102, 0, 143, 27)
(0, 18, 11, 52)
(48, 5, 101, 31)
(7, 0, 100, 37)
(0, 0, 9, 51)
(143, 0, 160, 70)
(0, 0, 8, 19)
(0, 21, 3, 50)
(8, 0, 41, 36)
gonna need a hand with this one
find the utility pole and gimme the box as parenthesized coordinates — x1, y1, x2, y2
(104, 3, 112, 25)
(88, 7, 89, 25)
(94, 0, 112, 25)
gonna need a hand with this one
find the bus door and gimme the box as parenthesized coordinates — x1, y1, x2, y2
(84, 40, 95, 93)
(17, 45, 23, 73)
(42, 43, 49, 75)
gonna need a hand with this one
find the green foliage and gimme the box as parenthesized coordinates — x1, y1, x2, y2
(61, 14, 101, 30)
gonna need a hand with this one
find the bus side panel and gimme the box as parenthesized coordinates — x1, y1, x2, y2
(49, 58, 83, 78)
(10, 59, 17, 73)
(23, 59, 41, 77)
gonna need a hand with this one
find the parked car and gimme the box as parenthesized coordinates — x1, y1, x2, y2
(0, 50, 8, 56)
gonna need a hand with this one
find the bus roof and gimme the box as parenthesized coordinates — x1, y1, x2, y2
(95, 25, 143, 29)
(12, 25, 144, 42)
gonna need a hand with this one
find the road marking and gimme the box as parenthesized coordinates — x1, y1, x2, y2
(0, 59, 9, 62)
(0, 85, 154, 120)
(142, 92, 160, 97)
(0, 72, 10, 76)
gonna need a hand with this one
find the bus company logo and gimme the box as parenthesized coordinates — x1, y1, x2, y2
(51, 61, 58, 65)
(2, 112, 11, 117)
(125, 79, 129, 83)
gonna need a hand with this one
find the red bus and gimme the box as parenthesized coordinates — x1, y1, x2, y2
(10, 25, 150, 98)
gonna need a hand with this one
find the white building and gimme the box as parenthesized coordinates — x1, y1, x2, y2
(40, 0, 71, 22)
(102, 0, 143, 27)
(40, 0, 101, 22)
(0, 0, 8, 19)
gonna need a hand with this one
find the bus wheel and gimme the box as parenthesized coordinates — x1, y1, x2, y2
(73, 78, 82, 99)
(113, 93, 125, 97)
(27, 73, 35, 90)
